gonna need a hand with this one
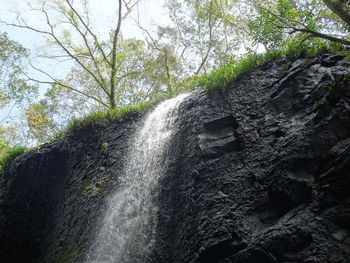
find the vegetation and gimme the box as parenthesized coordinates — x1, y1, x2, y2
(0, 32, 37, 113)
(247, 0, 350, 49)
(198, 39, 346, 90)
(4, 0, 142, 110)
(1, 0, 350, 150)
(101, 142, 110, 149)
(48, 40, 346, 139)
(49, 89, 191, 139)
(0, 145, 27, 173)
(0, 32, 37, 154)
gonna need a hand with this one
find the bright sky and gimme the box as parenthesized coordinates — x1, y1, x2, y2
(0, 0, 170, 46)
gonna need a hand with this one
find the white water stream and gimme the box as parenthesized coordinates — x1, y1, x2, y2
(86, 93, 190, 263)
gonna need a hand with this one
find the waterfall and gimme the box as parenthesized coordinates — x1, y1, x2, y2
(86, 93, 190, 263)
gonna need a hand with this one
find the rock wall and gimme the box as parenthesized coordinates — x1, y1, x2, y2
(1, 54, 350, 262)
(0, 118, 139, 262)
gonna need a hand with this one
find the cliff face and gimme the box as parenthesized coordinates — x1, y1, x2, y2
(0, 119, 139, 263)
(1, 54, 350, 263)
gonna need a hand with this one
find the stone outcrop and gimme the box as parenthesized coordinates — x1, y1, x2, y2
(1, 54, 350, 262)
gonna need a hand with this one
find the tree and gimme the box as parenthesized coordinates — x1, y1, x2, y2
(0, 124, 11, 156)
(0, 32, 37, 149)
(4, 0, 350, 146)
(164, 0, 244, 72)
(136, 0, 245, 94)
(25, 100, 57, 142)
(0, 32, 37, 121)
(40, 37, 158, 120)
(245, 0, 350, 50)
(0, 123, 25, 154)
(4, 0, 194, 143)
(4, 0, 144, 110)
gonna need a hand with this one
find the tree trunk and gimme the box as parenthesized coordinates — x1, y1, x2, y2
(110, 0, 123, 109)
(323, 0, 350, 26)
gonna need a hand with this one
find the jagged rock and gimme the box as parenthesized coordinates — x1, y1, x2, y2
(199, 115, 242, 157)
(1, 54, 350, 262)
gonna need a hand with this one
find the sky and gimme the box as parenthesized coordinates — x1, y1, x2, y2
(1, 0, 170, 47)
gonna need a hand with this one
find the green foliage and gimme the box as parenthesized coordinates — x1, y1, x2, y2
(0, 32, 37, 110)
(246, 0, 347, 49)
(0, 146, 27, 173)
(101, 142, 110, 149)
(67, 99, 158, 131)
(198, 51, 281, 90)
(51, 90, 189, 139)
(0, 32, 37, 147)
(162, 0, 242, 73)
(6, 0, 350, 147)
(48, 38, 347, 140)
(26, 100, 58, 143)
(0, 124, 25, 154)
(198, 40, 346, 90)
(0, 125, 11, 154)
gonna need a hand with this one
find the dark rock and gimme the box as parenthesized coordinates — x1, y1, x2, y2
(320, 54, 344, 67)
(198, 233, 247, 263)
(0, 117, 140, 263)
(199, 115, 243, 157)
(1, 54, 350, 263)
(268, 177, 313, 216)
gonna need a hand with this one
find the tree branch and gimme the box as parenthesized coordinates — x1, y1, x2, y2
(195, 2, 215, 75)
(60, 2, 110, 96)
(65, 0, 111, 66)
(24, 66, 110, 109)
(253, 0, 350, 46)
(39, 4, 107, 92)
(289, 26, 350, 45)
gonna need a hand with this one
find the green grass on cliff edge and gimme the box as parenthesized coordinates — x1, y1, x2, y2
(51, 39, 347, 140)
(0, 146, 28, 173)
(198, 39, 347, 90)
(1, 40, 346, 171)
(50, 90, 189, 141)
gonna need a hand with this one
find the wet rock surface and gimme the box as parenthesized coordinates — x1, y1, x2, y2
(1, 54, 350, 262)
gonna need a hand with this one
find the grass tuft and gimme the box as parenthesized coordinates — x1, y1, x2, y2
(198, 40, 347, 90)
(0, 146, 28, 173)
(50, 91, 186, 140)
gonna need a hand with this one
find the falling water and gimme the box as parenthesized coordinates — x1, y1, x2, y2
(86, 93, 190, 263)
